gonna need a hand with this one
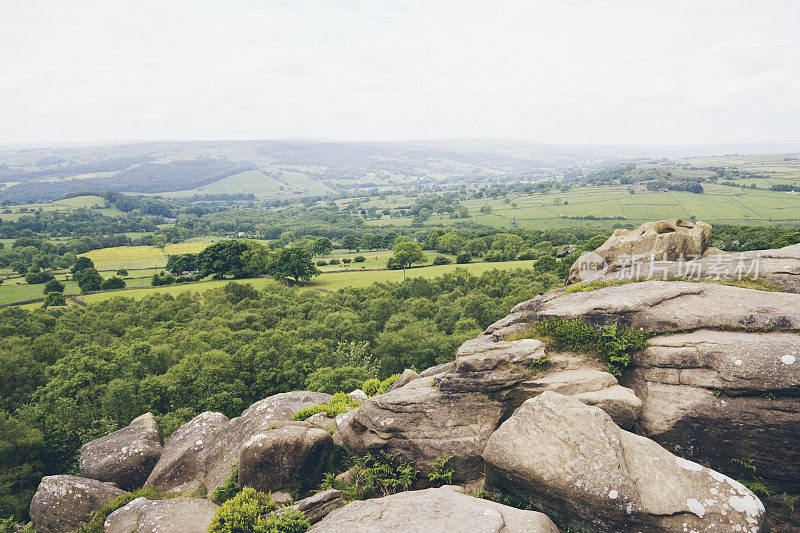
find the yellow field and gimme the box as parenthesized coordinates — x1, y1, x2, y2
(81, 242, 211, 270)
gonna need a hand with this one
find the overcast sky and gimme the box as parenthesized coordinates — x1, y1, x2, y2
(2, 0, 799, 145)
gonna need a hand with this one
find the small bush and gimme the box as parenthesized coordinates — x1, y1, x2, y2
(316, 260, 327, 266)
(455, 252, 471, 264)
(42, 292, 67, 308)
(78, 488, 160, 533)
(116, 269, 129, 276)
(43, 279, 65, 294)
(353, 256, 366, 263)
(253, 509, 310, 533)
(292, 393, 361, 421)
(211, 464, 240, 504)
(24, 271, 54, 284)
(208, 487, 279, 533)
(328, 258, 340, 265)
(325, 452, 419, 501)
(342, 258, 352, 264)
(151, 273, 175, 286)
(427, 456, 453, 487)
(532, 317, 651, 376)
(432, 256, 451, 266)
(100, 277, 126, 290)
(361, 374, 399, 397)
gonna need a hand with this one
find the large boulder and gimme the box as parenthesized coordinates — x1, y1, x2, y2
(335, 377, 506, 480)
(567, 219, 712, 284)
(566, 219, 800, 292)
(238, 424, 333, 492)
(337, 336, 642, 478)
(507, 280, 800, 490)
(275, 489, 344, 524)
(484, 392, 767, 532)
(29, 475, 124, 533)
(144, 411, 228, 493)
(80, 413, 163, 490)
(514, 280, 800, 332)
(103, 497, 218, 533)
(629, 329, 800, 490)
(145, 391, 332, 495)
(309, 486, 559, 532)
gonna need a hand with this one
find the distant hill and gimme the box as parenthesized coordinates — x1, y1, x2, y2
(1, 139, 799, 202)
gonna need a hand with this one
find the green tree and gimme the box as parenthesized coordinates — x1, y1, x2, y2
(71, 256, 94, 275)
(100, 277, 126, 290)
(0, 412, 45, 521)
(198, 240, 249, 278)
(153, 234, 167, 251)
(312, 237, 334, 257)
(265, 247, 321, 285)
(391, 242, 426, 270)
(465, 238, 488, 258)
(42, 292, 67, 308)
(76, 268, 103, 293)
(341, 234, 360, 252)
(360, 233, 378, 251)
(436, 233, 465, 255)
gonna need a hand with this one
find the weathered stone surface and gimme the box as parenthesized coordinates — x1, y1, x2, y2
(567, 219, 712, 284)
(348, 389, 368, 402)
(386, 369, 420, 392)
(80, 413, 162, 490)
(29, 475, 124, 533)
(634, 329, 800, 394)
(144, 411, 229, 491)
(622, 329, 800, 490)
(335, 377, 506, 479)
(277, 489, 344, 524)
(418, 361, 453, 377)
(484, 392, 767, 533)
(532, 280, 800, 332)
(145, 391, 332, 494)
(238, 424, 333, 492)
(104, 497, 218, 533)
(309, 487, 559, 533)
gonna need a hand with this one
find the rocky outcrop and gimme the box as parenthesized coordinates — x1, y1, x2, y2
(275, 489, 344, 524)
(146, 391, 332, 494)
(336, 376, 506, 479)
(515, 279, 800, 332)
(484, 392, 766, 532)
(567, 219, 800, 292)
(238, 424, 333, 493)
(103, 497, 218, 533)
(336, 335, 642, 478)
(506, 280, 800, 490)
(29, 475, 124, 533)
(80, 413, 163, 490)
(309, 486, 559, 532)
(567, 219, 712, 284)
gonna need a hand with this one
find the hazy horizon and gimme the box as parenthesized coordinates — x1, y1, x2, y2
(3, 1, 799, 145)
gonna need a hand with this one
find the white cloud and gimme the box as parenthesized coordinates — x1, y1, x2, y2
(0, 0, 798, 144)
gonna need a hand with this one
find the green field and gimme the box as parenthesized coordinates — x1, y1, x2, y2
(0, 195, 122, 220)
(361, 182, 800, 229)
(75, 259, 534, 305)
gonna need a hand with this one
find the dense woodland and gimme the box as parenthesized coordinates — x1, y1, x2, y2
(0, 264, 568, 521)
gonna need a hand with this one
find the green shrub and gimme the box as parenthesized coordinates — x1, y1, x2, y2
(332, 452, 419, 501)
(342, 258, 352, 264)
(292, 393, 361, 421)
(432, 256, 451, 266)
(455, 252, 471, 264)
(211, 464, 240, 504)
(78, 488, 160, 533)
(353, 256, 366, 263)
(563, 280, 624, 294)
(253, 509, 310, 533)
(362, 378, 381, 397)
(208, 487, 279, 533)
(532, 317, 651, 376)
(328, 258, 340, 265)
(377, 374, 399, 394)
(427, 456, 453, 487)
(42, 292, 67, 308)
(316, 260, 327, 266)
(100, 276, 126, 291)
